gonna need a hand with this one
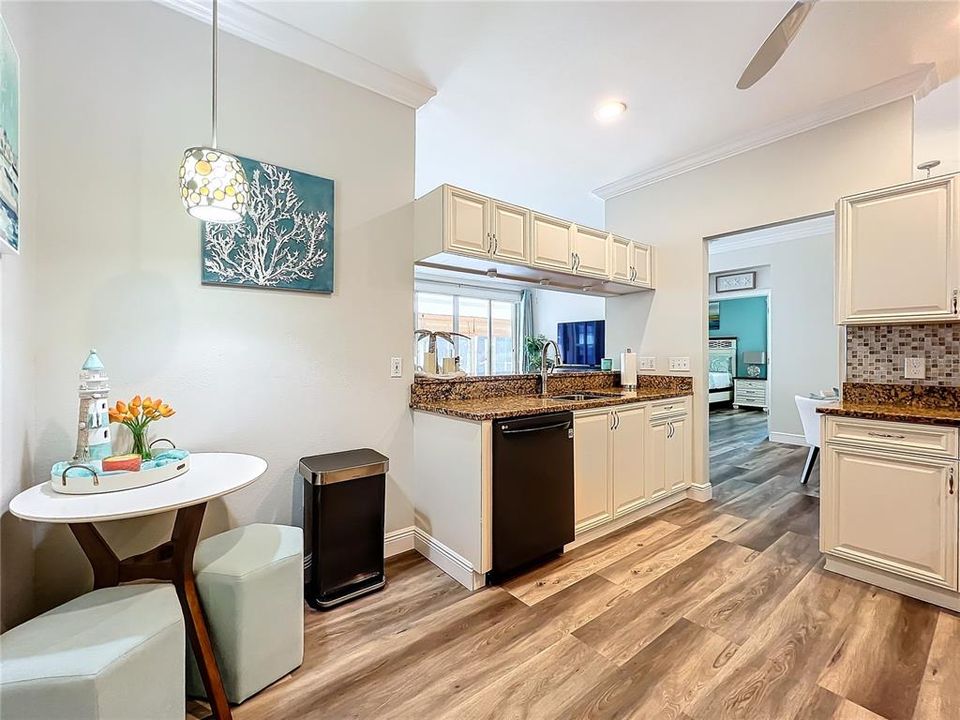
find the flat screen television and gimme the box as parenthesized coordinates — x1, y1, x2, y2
(557, 320, 605, 368)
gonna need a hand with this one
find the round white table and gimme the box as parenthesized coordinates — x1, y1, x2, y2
(10, 452, 267, 720)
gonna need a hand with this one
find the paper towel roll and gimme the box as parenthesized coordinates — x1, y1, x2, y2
(620, 348, 637, 389)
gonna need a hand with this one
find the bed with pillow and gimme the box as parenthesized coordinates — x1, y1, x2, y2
(708, 337, 737, 405)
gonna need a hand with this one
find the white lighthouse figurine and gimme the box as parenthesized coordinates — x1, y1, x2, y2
(73, 349, 112, 462)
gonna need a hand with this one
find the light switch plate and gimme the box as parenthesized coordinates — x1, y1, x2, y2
(638, 356, 656, 371)
(669, 357, 690, 372)
(904, 356, 925, 380)
(390, 357, 403, 378)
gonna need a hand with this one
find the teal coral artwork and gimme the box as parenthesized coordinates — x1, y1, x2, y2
(202, 156, 334, 293)
(0, 16, 19, 254)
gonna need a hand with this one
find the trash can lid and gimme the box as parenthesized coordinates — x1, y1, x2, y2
(299, 448, 389, 485)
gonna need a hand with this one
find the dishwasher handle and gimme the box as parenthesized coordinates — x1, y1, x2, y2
(499, 420, 572, 436)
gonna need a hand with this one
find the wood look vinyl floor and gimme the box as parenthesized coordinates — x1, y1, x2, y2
(188, 409, 959, 720)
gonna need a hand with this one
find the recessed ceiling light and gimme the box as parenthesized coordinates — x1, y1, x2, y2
(594, 100, 627, 123)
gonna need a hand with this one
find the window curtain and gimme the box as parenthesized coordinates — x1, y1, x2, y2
(518, 289, 535, 372)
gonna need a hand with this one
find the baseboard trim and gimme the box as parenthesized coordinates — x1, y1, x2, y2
(384, 526, 416, 558)
(769, 432, 807, 446)
(687, 483, 713, 502)
(413, 528, 485, 591)
(823, 556, 960, 612)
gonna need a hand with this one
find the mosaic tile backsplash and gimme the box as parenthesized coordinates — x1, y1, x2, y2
(846, 324, 960, 387)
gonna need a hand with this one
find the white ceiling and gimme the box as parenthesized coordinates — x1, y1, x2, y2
(170, 0, 960, 226)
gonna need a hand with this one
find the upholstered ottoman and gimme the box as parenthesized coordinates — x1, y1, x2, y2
(188, 523, 304, 703)
(0, 584, 184, 720)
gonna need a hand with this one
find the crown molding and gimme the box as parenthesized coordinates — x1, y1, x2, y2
(156, 0, 437, 109)
(709, 214, 834, 255)
(594, 64, 939, 201)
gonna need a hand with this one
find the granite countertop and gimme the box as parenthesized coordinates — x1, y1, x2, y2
(818, 403, 960, 428)
(411, 388, 692, 421)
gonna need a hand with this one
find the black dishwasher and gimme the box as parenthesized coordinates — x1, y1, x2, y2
(491, 411, 575, 581)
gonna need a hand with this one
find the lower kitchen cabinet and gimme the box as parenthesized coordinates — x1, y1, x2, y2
(574, 410, 613, 533)
(821, 443, 959, 590)
(646, 413, 691, 501)
(612, 406, 646, 517)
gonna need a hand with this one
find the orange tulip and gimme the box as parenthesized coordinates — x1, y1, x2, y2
(116, 400, 127, 413)
(130, 395, 141, 408)
(143, 397, 153, 409)
(161, 407, 175, 418)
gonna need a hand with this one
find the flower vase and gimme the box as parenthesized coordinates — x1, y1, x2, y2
(131, 429, 152, 461)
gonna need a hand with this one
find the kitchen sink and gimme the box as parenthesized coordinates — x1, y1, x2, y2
(549, 393, 617, 402)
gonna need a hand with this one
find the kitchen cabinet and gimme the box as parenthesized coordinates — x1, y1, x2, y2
(573, 410, 613, 534)
(414, 185, 656, 296)
(610, 236, 653, 287)
(836, 173, 959, 324)
(531, 213, 574, 271)
(612, 406, 646, 517)
(646, 400, 691, 501)
(821, 416, 960, 596)
(572, 226, 610, 278)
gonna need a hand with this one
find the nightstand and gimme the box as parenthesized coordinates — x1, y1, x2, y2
(733, 378, 768, 411)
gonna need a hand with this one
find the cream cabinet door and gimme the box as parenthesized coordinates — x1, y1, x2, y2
(610, 236, 632, 282)
(490, 200, 528, 263)
(632, 243, 653, 287)
(572, 226, 610, 278)
(821, 445, 958, 590)
(612, 406, 646, 517)
(837, 174, 959, 324)
(665, 416, 691, 491)
(645, 420, 668, 501)
(574, 412, 613, 533)
(444, 187, 489, 257)
(531, 213, 573, 270)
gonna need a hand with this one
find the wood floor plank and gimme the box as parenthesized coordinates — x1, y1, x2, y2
(913, 611, 960, 720)
(598, 513, 747, 591)
(378, 574, 628, 720)
(653, 498, 722, 527)
(503, 518, 679, 605)
(446, 635, 617, 720)
(564, 618, 738, 720)
(686, 568, 869, 720)
(723, 492, 819, 551)
(684, 532, 822, 645)
(715, 473, 807, 519)
(818, 587, 939, 720)
(710, 477, 761, 505)
(794, 687, 886, 720)
(575, 540, 758, 665)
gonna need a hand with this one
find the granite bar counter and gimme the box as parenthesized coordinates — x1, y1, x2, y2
(410, 371, 693, 420)
(817, 382, 960, 428)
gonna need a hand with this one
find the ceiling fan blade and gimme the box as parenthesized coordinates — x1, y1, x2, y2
(737, 0, 818, 90)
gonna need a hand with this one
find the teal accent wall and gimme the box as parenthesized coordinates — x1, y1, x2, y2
(708, 296, 768, 378)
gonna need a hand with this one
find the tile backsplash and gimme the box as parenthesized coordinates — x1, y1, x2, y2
(845, 324, 960, 387)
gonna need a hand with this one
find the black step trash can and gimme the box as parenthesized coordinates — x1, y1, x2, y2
(300, 448, 388, 609)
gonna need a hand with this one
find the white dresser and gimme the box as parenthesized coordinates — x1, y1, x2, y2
(733, 378, 768, 411)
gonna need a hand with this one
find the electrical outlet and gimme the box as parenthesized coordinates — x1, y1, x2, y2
(390, 357, 403, 378)
(904, 356, 925, 380)
(668, 357, 690, 372)
(637, 356, 656, 371)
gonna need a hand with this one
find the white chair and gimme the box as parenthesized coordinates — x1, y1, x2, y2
(187, 523, 304, 704)
(0, 585, 184, 720)
(795, 394, 839, 485)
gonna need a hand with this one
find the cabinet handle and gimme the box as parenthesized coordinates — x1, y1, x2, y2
(667, 422, 673, 439)
(615, 411, 620, 430)
(867, 431, 906, 440)
(484, 232, 491, 252)
(492, 233, 498, 254)
(953, 289, 958, 315)
(611, 412, 616, 431)
(950, 468, 955, 496)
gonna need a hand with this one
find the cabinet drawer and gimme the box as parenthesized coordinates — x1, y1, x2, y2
(649, 397, 688, 421)
(824, 417, 958, 459)
(736, 380, 766, 391)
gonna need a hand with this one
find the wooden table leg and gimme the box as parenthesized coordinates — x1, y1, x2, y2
(170, 503, 232, 720)
(68, 504, 233, 720)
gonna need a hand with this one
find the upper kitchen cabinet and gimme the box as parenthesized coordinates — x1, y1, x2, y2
(415, 184, 656, 296)
(531, 213, 574, 271)
(572, 225, 610, 278)
(611, 236, 653, 288)
(836, 174, 959, 325)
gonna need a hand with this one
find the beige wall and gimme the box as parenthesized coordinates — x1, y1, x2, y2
(605, 99, 914, 489)
(2, 0, 415, 618)
(709, 231, 839, 440)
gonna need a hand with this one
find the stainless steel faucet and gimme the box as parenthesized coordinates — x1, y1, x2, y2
(540, 340, 563, 397)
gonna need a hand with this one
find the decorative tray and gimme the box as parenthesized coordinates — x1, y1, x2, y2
(50, 450, 191, 495)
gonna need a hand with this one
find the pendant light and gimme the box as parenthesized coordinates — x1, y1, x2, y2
(178, 0, 249, 224)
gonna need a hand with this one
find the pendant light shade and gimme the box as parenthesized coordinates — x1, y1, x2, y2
(179, 0, 248, 224)
(179, 147, 248, 223)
